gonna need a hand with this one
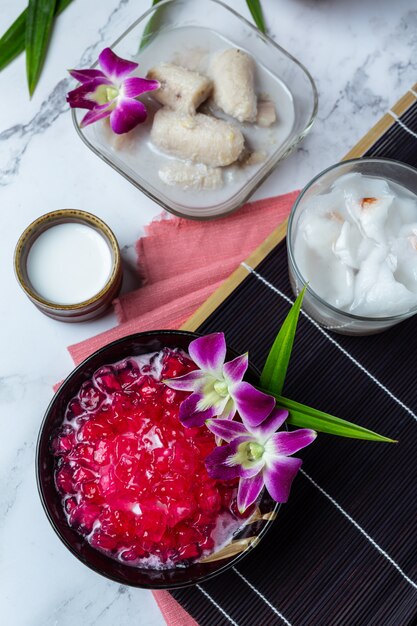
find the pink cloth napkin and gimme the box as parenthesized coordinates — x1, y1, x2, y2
(65, 191, 297, 626)
(69, 191, 298, 365)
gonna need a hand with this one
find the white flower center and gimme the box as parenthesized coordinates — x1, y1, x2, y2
(231, 440, 265, 470)
(105, 86, 119, 101)
(245, 442, 264, 462)
(213, 380, 229, 397)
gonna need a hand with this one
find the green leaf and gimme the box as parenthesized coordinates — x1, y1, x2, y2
(0, 10, 27, 72)
(261, 390, 396, 442)
(139, 0, 266, 50)
(260, 286, 306, 397)
(26, 0, 58, 96)
(258, 269, 393, 442)
(246, 0, 266, 33)
(139, 0, 165, 50)
(55, 0, 74, 16)
(0, 0, 72, 73)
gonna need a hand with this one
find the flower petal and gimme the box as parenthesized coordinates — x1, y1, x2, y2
(99, 48, 138, 81)
(223, 353, 248, 385)
(205, 437, 261, 480)
(109, 98, 147, 134)
(205, 445, 242, 480)
(122, 76, 160, 98)
(206, 418, 248, 443)
(265, 429, 317, 458)
(179, 392, 216, 427)
(218, 397, 236, 421)
(188, 333, 227, 375)
(163, 370, 208, 392)
(69, 68, 106, 83)
(252, 408, 289, 442)
(237, 472, 264, 513)
(263, 455, 302, 503)
(232, 382, 276, 429)
(66, 77, 114, 110)
(80, 104, 113, 128)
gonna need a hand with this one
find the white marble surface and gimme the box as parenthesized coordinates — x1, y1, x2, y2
(0, 1, 416, 624)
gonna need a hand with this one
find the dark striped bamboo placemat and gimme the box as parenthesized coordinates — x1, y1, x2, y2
(170, 84, 417, 625)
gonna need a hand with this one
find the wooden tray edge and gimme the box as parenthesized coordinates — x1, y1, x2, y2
(181, 219, 288, 331)
(181, 85, 417, 333)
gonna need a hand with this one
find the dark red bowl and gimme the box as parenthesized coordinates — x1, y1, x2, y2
(36, 330, 279, 589)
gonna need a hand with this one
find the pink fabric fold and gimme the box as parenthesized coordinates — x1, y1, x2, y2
(64, 190, 297, 625)
(152, 591, 199, 626)
(69, 191, 298, 366)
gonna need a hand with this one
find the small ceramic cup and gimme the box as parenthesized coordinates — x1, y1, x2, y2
(14, 209, 122, 322)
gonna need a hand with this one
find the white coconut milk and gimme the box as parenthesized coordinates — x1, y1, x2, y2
(27, 223, 113, 305)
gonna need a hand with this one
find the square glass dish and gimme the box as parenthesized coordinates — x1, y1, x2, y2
(72, 0, 318, 220)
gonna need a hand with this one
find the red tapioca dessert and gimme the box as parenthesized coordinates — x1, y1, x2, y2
(52, 348, 251, 568)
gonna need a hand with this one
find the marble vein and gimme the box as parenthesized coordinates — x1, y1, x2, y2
(0, 0, 130, 187)
(0, 441, 30, 524)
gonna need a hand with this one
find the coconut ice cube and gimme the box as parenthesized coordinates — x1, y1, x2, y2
(333, 221, 363, 269)
(351, 247, 417, 316)
(392, 223, 417, 293)
(302, 188, 347, 220)
(345, 194, 393, 244)
(397, 197, 417, 224)
(333, 173, 392, 200)
(334, 173, 393, 243)
(308, 258, 354, 309)
(295, 233, 354, 308)
(384, 197, 409, 238)
(293, 172, 417, 318)
(298, 200, 345, 259)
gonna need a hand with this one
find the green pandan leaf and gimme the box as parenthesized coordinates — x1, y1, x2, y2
(139, 0, 267, 50)
(260, 286, 306, 397)
(139, 0, 165, 50)
(0, 10, 27, 72)
(259, 283, 394, 442)
(246, 0, 266, 33)
(26, 0, 58, 96)
(262, 391, 396, 442)
(0, 0, 72, 73)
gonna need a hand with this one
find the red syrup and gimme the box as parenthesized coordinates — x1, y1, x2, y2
(52, 348, 249, 568)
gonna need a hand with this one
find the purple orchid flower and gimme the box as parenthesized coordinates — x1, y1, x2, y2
(205, 407, 316, 513)
(164, 333, 275, 429)
(66, 48, 160, 134)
